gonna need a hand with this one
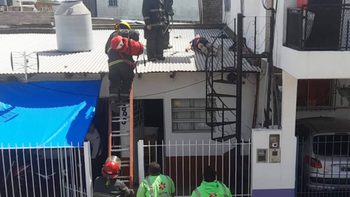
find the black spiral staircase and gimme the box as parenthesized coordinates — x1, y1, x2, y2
(205, 30, 238, 142)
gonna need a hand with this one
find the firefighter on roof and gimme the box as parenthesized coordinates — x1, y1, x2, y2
(105, 22, 144, 112)
(137, 162, 175, 197)
(94, 156, 134, 197)
(191, 166, 231, 197)
(142, 0, 167, 62)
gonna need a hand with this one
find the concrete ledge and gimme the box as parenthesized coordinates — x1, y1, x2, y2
(278, 46, 350, 79)
(0, 23, 227, 34)
(252, 189, 294, 197)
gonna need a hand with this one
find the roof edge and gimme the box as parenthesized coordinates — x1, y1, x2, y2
(0, 23, 227, 34)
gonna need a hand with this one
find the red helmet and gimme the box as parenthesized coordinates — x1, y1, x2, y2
(102, 156, 121, 179)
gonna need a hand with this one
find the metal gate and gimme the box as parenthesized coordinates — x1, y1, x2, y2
(0, 142, 93, 197)
(137, 139, 251, 197)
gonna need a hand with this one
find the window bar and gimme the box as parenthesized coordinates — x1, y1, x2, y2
(315, 137, 320, 196)
(29, 143, 36, 196)
(36, 143, 43, 197)
(189, 140, 191, 195)
(338, 136, 343, 195)
(345, 136, 350, 196)
(15, 144, 22, 197)
(22, 143, 29, 197)
(330, 136, 335, 195)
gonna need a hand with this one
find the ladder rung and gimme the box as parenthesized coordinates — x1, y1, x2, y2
(111, 148, 130, 152)
(112, 116, 130, 119)
(115, 104, 130, 107)
(112, 133, 130, 137)
(112, 130, 129, 133)
(121, 164, 130, 167)
(119, 176, 130, 179)
(112, 119, 130, 123)
(112, 145, 129, 148)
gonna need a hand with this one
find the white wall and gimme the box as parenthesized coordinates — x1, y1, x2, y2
(252, 71, 297, 191)
(20, 72, 258, 156)
(101, 72, 258, 156)
(97, 0, 199, 22)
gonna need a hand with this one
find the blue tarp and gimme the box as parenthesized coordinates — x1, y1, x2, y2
(0, 80, 101, 148)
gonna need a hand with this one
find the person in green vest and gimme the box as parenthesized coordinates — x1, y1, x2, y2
(191, 166, 231, 197)
(137, 162, 175, 197)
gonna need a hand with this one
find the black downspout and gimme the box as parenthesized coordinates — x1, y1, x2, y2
(237, 13, 243, 144)
(264, 9, 275, 128)
(236, 13, 243, 194)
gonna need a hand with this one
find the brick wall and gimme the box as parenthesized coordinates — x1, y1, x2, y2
(0, 11, 54, 25)
(202, 0, 222, 24)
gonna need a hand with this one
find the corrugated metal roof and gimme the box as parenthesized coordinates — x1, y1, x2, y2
(0, 29, 260, 75)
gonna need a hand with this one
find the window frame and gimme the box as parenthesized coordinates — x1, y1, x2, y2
(171, 98, 211, 133)
(108, 0, 118, 7)
(296, 79, 335, 110)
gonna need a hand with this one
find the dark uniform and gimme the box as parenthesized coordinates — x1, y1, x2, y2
(105, 29, 140, 105)
(94, 176, 133, 197)
(142, 0, 166, 61)
(163, 0, 174, 49)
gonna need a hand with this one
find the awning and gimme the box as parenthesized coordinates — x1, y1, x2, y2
(0, 80, 101, 148)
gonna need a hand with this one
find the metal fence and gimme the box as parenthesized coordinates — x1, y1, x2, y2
(296, 135, 350, 197)
(286, 4, 350, 51)
(0, 142, 93, 197)
(137, 139, 251, 197)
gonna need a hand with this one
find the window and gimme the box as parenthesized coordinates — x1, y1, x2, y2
(297, 79, 333, 108)
(108, 0, 118, 7)
(172, 99, 210, 133)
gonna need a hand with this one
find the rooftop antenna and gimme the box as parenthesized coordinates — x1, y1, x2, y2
(10, 51, 40, 83)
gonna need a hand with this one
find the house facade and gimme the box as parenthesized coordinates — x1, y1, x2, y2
(222, 0, 350, 196)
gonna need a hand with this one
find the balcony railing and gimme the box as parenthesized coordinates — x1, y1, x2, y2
(286, 4, 350, 51)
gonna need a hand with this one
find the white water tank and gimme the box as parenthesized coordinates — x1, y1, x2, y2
(54, 1, 93, 52)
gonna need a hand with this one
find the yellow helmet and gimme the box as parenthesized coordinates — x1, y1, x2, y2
(115, 21, 131, 30)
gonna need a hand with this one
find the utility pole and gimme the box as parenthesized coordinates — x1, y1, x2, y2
(264, 8, 276, 128)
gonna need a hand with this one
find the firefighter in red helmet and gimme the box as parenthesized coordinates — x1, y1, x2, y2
(105, 22, 144, 113)
(94, 156, 134, 197)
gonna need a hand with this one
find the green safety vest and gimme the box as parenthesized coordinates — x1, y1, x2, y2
(192, 181, 230, 197)
(140, 175, 174, 197)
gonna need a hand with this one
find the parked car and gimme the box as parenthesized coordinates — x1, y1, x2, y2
(296, 117, 350, 191)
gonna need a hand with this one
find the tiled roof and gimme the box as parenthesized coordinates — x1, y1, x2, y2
(0, 29, 260, 75)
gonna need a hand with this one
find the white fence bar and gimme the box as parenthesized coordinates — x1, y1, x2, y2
(83, 141, 93, 197)
(139, 139, 252, 197)
(0, 142, 90, 197)
(138, 140, 145, 184)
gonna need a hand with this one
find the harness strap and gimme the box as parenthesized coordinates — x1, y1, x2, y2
(108, 59, 127, 67)
(194, 189, 201, 197)
(146, 177, 154, 197)
(218, 182, 228, 196)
